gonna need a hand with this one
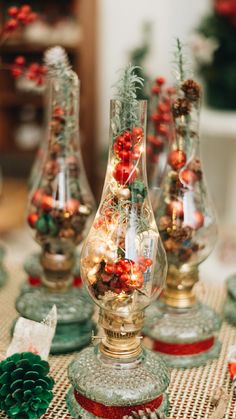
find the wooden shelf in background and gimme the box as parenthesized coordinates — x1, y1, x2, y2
(0, 178, 27, 233)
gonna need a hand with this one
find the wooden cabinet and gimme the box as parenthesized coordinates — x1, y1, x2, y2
(0, 0, 97, 192)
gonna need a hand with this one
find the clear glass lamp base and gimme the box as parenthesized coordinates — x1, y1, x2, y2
(223, 274, 236, 326)
(66, 346, 170, 418)
(15, 286, 95, 354)
(143, 300, 222, 368)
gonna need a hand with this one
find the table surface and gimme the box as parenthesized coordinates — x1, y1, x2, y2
(0, 264, 235, 419)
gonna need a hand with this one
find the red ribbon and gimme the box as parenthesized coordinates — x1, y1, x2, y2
(153, 336, 215, 355)
(74, 390, 163, 419)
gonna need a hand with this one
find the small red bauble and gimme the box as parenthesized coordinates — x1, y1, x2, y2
(166, 200, 184, 219)
(168, 150, 187, 170)
(11, 67, 23, 78)
(158, 103, 169, 113)
(157, 124, 169, 136)
(114, 142, 122, 156)
(132, 127, 143, 142)
(123, 141, 132, 151)
(32, 189, 44, 207)
(132, 145, 141, 160)
(41, 195, 54, 211)
(113, 162, 137, 185)
(15, 56, 26, 66)
(27, 212, 39, 228)
(116, 135, 125, 146)
(194, 210, 204, 229)
(118, 149, 131, 161)
(123, 131, 132, 141)
(66, 198, 80, 214)
(180, 169, 198, 186)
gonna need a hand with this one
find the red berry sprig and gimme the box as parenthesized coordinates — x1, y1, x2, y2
(4, 5, 37, 32)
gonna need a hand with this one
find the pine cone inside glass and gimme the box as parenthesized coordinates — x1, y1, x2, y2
(172, 98, 191, 118)
(123, 408, 167, 418)
(0, 352, 54, 419)
(181, 79, 201, 102)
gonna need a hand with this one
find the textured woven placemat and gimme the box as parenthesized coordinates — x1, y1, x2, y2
(0, 265, 235, 419)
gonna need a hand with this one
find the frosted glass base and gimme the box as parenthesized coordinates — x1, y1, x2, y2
(144, 300, 222, 368)
(15, 286, 95, 354)
(67, 346, 170, 418)
(223, 274, 236, 326)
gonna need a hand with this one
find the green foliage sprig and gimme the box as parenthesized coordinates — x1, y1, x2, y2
(112, 64, 144, 136)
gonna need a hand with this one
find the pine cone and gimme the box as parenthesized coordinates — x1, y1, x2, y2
(172, 98, 191, 118)
(181, 79, 201, 102)
(0, 352, 54, 419)
(123, 408, 167, 418)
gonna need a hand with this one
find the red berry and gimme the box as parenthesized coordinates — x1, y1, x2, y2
(113, 162, 137, 185)
(54, 106, 65, 116)
(105, 263, 115, 274)
(168, 150, 187, 170)
(32, 189, 44, 207)
(167, 86, 176, 95)
(116, 264, 124, 275)
(157, 124, 169, 136)
(17, 12, 28, 23)
(114, 142, 122, 155)
(147, 135, 164, 151)
(166, 200, 184, 219)
(161, 113, 171, 123)
(15, 56, 26, 66)
(8, 7, 18, 17)
(26, 12, 37, 23)
(116, 135, 125, 146)
(132, 145, 141, 160)
(151, 85, 160, 95)
(5, 18, 18, 31)
(180, 169, 198, 186)
(27, 212, 39, 228)
(120, 273, 130, 283)
(158, 103, 169, 113)
(145, 258, 153, 267)
(123, 131, 132, 141)
(124, 141, 132, 151)
(151, 112, 160, 123)
(156, 76, 166, 85)
(11, 67, 23, 78)
(20, 5, 31, 14)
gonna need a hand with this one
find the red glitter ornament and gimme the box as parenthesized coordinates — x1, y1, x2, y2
(168, 150, 187, 170)
(32, 189, 44, 207)
(166, 200, 184, 218)
(113, 162, 137, 185)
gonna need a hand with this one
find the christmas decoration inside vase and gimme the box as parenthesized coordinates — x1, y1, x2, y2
(22, 47, 82, 294)
(14, 46, 96, 354)
(144, 40, 221, 369)
(66, 65, 170, 419)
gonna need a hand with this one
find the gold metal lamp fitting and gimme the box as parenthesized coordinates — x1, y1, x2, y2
(163, 265, 199, 308)
(99, 309, 144, 360)
(41, 251, 75, 291)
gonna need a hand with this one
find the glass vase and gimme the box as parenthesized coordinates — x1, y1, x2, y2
(144, 79, 221, 368)
(67, 98, 170, 418)
(223, 274, 236, 326)
(15, 60, 96, 354)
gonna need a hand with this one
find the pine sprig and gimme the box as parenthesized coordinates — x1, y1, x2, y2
(112, 64, 144, 135)
(173, 38, 192, 84)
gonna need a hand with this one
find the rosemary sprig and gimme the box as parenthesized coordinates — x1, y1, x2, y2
(112, 64, 144, 136)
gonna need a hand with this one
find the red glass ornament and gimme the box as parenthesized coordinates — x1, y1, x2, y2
(151, 85, 160, 95)
(41, 195, 54, 211)
(132, 145, 141, 160)
(180, 169, 198, 186)
(27, 212, 39, 228)
(132, 127, 143, 142)
(73, 276, 82, 287)
(168, 150, 187, 170)
(118, 149, 131, 161)
(32, 189, 44, 207)
(166, 200, 184, 219)
(123, 131, 132, 141)
(113, 162, 137, 185)
(123, 141, 132, 151)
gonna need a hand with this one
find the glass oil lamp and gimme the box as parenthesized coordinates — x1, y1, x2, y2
(15, 47, 96, 354)
(66, 65, 170, 418)
(144, 41, 221, 368)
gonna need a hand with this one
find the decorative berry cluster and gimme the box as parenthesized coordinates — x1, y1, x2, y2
(92, 257, 152, 298)
(147, 77, 175, 165)
(11, 57, 47, 86)
(113, 128, 143, 185)
(4, 5, 37, 32)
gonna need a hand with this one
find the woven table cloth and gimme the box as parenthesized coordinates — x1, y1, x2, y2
(0, 265, 235, 419)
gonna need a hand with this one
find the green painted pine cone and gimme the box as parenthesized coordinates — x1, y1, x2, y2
(0, 352, 54, 419)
